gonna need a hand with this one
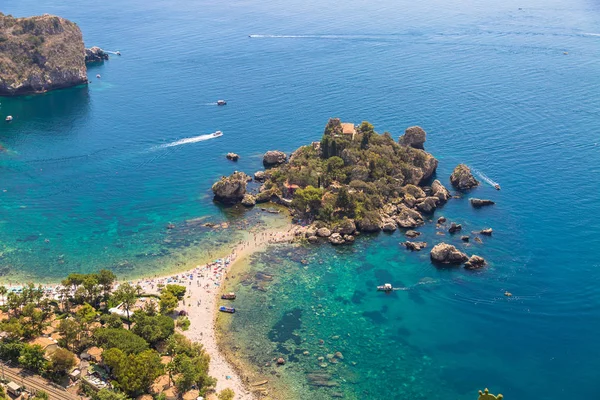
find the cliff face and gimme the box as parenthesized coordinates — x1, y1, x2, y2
(0, 13, 88, 96)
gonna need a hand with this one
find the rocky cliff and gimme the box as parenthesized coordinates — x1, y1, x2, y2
(0, 13, 88, 96)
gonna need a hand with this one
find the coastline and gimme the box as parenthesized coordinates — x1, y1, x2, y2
(131, 214, 299, 399)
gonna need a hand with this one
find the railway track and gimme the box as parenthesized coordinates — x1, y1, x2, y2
(0, 363, 81, 400)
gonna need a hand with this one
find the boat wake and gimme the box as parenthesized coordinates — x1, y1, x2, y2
(471, 167, 499, 188)
(154, 132, 222, 150)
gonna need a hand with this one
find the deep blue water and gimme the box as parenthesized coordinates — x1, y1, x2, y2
(1, 0, 600, 398)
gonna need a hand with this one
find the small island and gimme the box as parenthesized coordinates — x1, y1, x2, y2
(213, 118, 493, 268)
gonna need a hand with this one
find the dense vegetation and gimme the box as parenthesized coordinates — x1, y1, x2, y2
(261, 119, 438, 227)
(0, 272, 224, 399)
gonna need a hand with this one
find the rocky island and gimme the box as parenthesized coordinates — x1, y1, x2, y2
(212, 118, 495, 269)
(0, 13, 89, 96)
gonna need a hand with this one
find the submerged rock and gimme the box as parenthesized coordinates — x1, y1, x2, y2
(430, 243, 468, 264)
(470, 198, 495, 208)
(437, 216, 447, 224)
(450, 164, 479, 190)
(402, 241, 428, 251)
(480, 228, 493, 236)
(405, 230, 421, 238)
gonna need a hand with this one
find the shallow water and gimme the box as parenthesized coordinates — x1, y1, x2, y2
(2, 0, 600, 397)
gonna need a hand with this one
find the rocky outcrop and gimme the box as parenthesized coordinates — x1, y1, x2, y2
(254, 171, 266, 182)
(398, 126, 427, 149)
(356, 213, 382, 232)
(226, 152, 240, 161)
(437, 216, 447, 224)
(316, 227, 331, 238)
(84, 46, 108, 63)
(480, 228, 493, 236)
(334, 218, 356, 235)
(381, 218, 397, 232)
(416, 197, 438, 214)
(343, 235, 355, 243)
(431, 180, 451, 204)
(461, 235, 470, 242)
(470, 198, 495, 208)
(307, 235, 319, 244)
(395, 206, 424, 228)
(405, 230, 421, 238)
(255, 188, 278, 203)
(402, 184, 426, 199)
(328, 233, 345, 245)
(263, 151, 287, 167)
(211, 171, 249, 204)
(241, 194, 256, 207)
(403, 151, 438, 185)
(0, 13, 88, 96)
(402, 241, 427, 251)
(430, 243, 468, 264)
(464, 255, 486, 270)
(448, 222, 462, 234)
(450, 164, 479, 190)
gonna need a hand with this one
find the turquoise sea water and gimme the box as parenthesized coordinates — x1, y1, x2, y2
(2, 0, 600, 398)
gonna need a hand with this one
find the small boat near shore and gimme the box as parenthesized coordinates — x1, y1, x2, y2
(221, 292, 236, 300)
(5, 116, 13, 122)
(494, 184, 501, 190)
(377, 283, 400, 292)
(219, 306, 235, 313)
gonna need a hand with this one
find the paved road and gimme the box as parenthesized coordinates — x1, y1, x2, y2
(0, 362, 81, 400)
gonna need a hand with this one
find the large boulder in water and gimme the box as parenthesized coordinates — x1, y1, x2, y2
(211, 171, 249, 204)
(85, 46, 109, 63)
(470, 198, 495, 208)
(430, 243, 468, 264)
(450, 164, 479, 190)
(415, 197, 439, 214)
(263, 151, 287, 167)
(398, 126, 427, 149)
(464, 255, 487, 270)
(241, 194, 256, 207)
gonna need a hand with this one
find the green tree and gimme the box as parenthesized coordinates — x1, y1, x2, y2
(292, 186, 323, 215)
(19, 344, 47, 372)
(159, 291, 178, 315)
(164, 284, 186, 301)
(103, 348, 163, 397)
(131, 313, 174, 345)
(0, 384, 7, 400)
(82, 275, 100, 306)
(166, 333, 203, 358)
(32, 391, 49, 400)
(0, 340, 24, 363)
(173, 353, 215, 395)
(94, 389, 130, 400)
(218, 388, 235, 400)
(58, 318, 80, 351)
(0, 285, 7, 305)
(101, 313, 124, 329)
(48, 348, 76, 378)
(113, 283, 137, 329)
(93, 328, 149, 354)
(97, 269, 117, 305)
(0, 317, 25, 339)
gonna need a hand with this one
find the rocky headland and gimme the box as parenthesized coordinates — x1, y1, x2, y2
(211, 118, 497, 269)
(0, 13, 89, 95)
(0, 13, 107, 96)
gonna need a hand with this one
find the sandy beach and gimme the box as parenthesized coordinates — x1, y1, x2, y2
(132, 221, 300, 399)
